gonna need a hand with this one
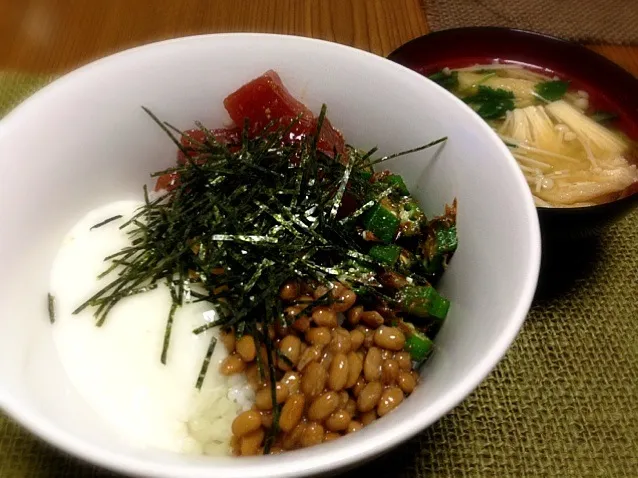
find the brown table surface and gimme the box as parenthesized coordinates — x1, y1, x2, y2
(1, 1, 638, 477)
(1, 0, 637, 77)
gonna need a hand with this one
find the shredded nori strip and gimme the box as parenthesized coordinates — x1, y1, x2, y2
(161, 301, 178, 365)
(90, 215, 123, 230)
(195, 336, 217, 390)
(47, 293, 56, 324)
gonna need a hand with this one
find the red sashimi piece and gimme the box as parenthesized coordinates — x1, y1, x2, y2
(176, 127, 242, 164)
(176, 128, 207, 164)
(157, 70, 346, 192)
(223, 70, 345, 156)
(224, 70, 314, 130)
(155, 127, 242, 191)
(154, 171, 180, 192)
(211, 127, 243, 151)
(316, 121, 346, 157)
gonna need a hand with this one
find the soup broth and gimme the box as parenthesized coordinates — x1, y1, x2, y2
(429, 62, 638, 207)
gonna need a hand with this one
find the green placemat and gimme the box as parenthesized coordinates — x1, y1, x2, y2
(1, 75, 637, 478)
(0, 73, 53, 118)
(422, 0, 638, 45)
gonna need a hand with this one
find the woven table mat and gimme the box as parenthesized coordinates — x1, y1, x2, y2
(1, 75, 637, 478)
(422, 0, 638, 45)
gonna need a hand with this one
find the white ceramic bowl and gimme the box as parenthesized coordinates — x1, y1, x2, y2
(0, 34, 540, 477)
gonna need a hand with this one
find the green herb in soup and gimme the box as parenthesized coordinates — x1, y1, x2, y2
(534, 80, 570, 102)
(430, 64, 638, 207)
(462, 86, 516, 120)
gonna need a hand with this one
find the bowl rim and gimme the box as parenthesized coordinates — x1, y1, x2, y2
(0, 32, 541, 478)
(387, 26, 638, 213)
(388, 26, 638, 82)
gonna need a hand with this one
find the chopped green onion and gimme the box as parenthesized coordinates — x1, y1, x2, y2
(363, 204, 400, 243)
(421, 254, 444, 276)
(396, 284, 450, 320)
(434, 224, 458, 254)
(398, 197, 426, 237)
(369, 244, 402, 266)
(404, 331, 433, 362)
(384, 174, 409, 196)
(358, 170, 373, 181)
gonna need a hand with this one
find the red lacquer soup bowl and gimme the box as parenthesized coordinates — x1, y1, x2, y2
(389, 27, 638, 241)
